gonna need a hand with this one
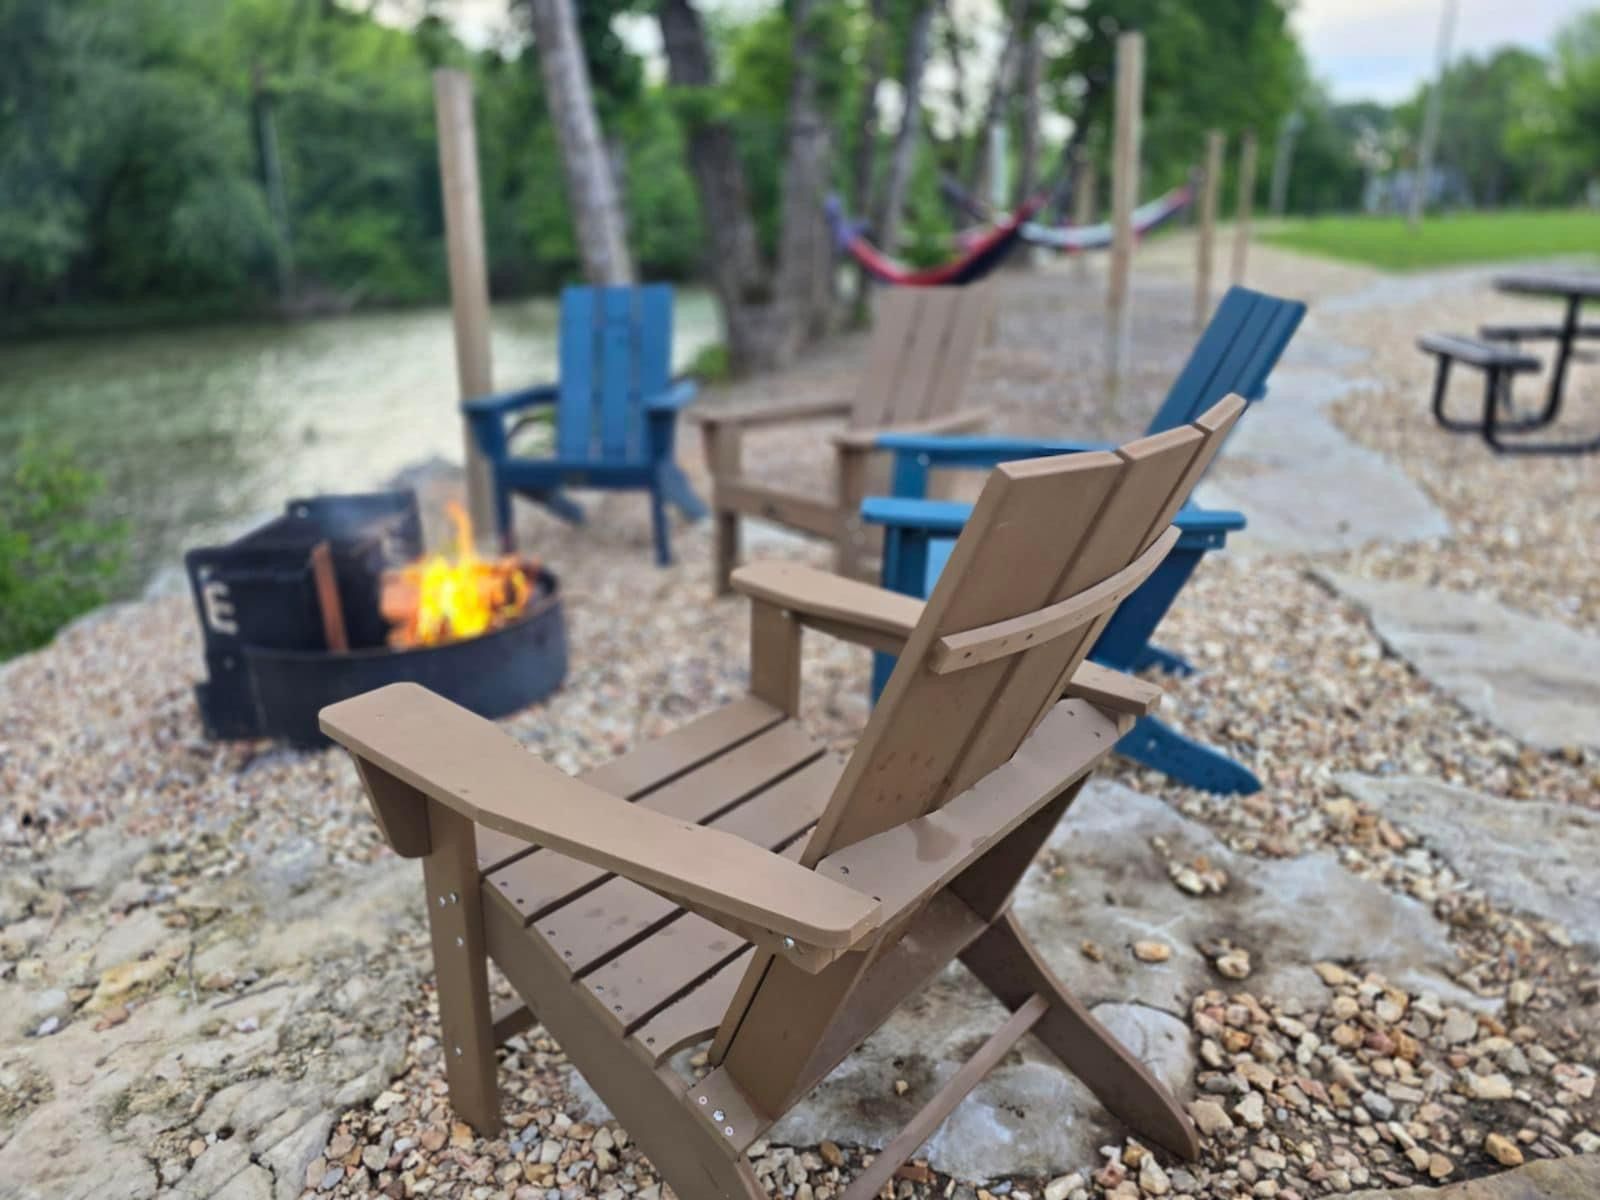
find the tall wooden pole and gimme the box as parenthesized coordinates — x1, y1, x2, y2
(1194, 130, 1223, 330)
(1408, 0, 1459, 230)
(1071, 146, 1096, 281)
(1105, 30, 1143, 397)
(1231, 130, 1257, 285)
(433, 69, 495, 539)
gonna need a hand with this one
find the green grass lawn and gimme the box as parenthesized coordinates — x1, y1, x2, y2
(1263, 209, 1600, 271)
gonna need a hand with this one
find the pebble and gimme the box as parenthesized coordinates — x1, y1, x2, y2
(1233, 1093, 1266, 1130)
(1213, 949, 1252, 980)
(1133, 940, 1173, 963)
(1484, 1132, 1524, 1166)
(1468, 1073, 1514, 1101)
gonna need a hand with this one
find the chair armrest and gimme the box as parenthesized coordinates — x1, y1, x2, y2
(874, 433, 1112, 462)
(832, 405, 991, 449)
(461, 384, 560, 417)
(1174, 504, 1246, 534)
(321, 684, 881, 955)
(644, 377, 698, 413)
(694, 397, 853, 428)
(731, 562, 921, 650)
(814, 699, 1122, 930)
(860, 497, 974, 536)
(1061, 662, 1163, 716)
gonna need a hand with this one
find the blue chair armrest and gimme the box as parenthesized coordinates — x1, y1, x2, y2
(644, 377, 698, 413)
(875, 433, 1113, 463)
(461, 384, 560, 417)
(1174, 505, 1246, 534)
(860, 497, 974, 535)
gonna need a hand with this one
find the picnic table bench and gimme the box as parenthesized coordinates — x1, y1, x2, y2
(1417, 332, 1544, 435)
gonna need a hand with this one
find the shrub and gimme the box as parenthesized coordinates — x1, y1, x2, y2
(0, 441, 128, 659)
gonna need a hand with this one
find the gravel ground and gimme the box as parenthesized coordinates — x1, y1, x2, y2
(1, 244, 1595, 1200)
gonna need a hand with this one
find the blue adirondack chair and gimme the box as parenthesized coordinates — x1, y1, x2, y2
(462, 284, 707, 566)
(863, 285, 1306, 795)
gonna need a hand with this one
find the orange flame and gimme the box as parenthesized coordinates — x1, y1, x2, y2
(381, 502, 535, 648)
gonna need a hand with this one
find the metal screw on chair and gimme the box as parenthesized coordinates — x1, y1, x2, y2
(783, 937, 796, 951)
(712, 1109, 725, 1121)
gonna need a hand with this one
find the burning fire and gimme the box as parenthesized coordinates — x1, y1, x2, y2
(381, 503, 535, 648)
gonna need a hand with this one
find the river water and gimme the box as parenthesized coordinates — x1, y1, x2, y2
(0, 290, 718, 593)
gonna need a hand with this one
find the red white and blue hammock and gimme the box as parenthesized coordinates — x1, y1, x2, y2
(959, 182, 1195, 253)
(826, 194, 1043, 287)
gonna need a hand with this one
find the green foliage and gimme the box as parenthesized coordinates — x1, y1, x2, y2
(686, 342, 731, 382)
(0, 0, 704, 323)
(1264, 210, 1600, 271)
(0, 440, 128, 659)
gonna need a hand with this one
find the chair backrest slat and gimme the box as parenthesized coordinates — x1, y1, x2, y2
(849, 287, 992, 430)
(555, 284, 675, 464)
(1143, 286, 1306, 435)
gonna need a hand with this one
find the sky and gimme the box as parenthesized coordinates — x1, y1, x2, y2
(392, 0, 1593, 106)
(1295, 0, 1590, 103)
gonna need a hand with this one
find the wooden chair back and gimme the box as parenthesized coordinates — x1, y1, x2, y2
(1144, 286, 1305, 435)
(848, 286, 994, 429)
(554, 284, 674, 464)
(713, 395, 1247, 1116)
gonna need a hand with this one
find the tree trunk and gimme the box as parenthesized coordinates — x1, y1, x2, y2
(966, 0, 1027, 197)
(1014, 21, 1042, 204)
(658, 0, 777, 366)
(658, 0, 831, 372)
(875, 0, 935, 258)
(525, 0, 634, 285)
(772, 0, 835, 353)
(850, 0, 890, 216)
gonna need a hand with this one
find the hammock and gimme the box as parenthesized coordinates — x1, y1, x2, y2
(954, 183, 1195, 253)
(825, 194, 1043, 287)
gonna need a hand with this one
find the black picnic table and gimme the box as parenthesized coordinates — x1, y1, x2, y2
(1489, 269, 1600, 453)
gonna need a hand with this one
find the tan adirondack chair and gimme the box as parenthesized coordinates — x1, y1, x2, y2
(320, 394, 1247, 1200)
(698, 286, 995, 592)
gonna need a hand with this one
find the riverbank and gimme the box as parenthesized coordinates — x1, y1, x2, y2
(1, 247, 1595, 1200)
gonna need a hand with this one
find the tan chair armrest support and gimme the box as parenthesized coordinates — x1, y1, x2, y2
(732, 562, 922, 650)
(695, 397, 854, 429)
(814, 699, 1121, 930)
(322, 684, 882, 955)
(1062, 662, 1163, 717)
(830, 405, 992, 449)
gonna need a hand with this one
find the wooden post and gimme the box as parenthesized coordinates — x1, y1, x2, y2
(1230, 131, 1257, 285)
(1194, 130, 1223, 330)
(433, 69, 496, 541)
(1105, 31, 1144, 397)
(1071, 147, 1096, 281)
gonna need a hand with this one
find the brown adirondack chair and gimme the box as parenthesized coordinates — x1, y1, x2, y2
(319, 394, 1247, 1200)
(698, 285, 995, 592)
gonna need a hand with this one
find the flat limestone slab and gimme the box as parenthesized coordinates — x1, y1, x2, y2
(1347, 1153, 1600, 1199)
(1319, 571, 1600, 752)
(748, 779, 1475, 1180)
(1337, 774, 1600, 949)
(1197, 337, 1451, 556)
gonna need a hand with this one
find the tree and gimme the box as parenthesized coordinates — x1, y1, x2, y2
(875, 0, 936, 256)
(656, 0, 839, 371)
(522, 0, 634, 284)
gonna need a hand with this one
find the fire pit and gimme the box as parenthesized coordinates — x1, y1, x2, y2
(186, 491, 566, 746)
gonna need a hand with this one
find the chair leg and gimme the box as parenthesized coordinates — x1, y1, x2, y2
(712, 506, 740, 596)
(649, 481, 672, 567)
(661, 463, 709, 520)
(420, 800, 501, 1134)
(1116, 715, 1261, 795)
(961, 912, 1200, 1161)
(534, 490, 587, 526)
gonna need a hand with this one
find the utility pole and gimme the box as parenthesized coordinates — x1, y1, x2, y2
(1408, 0, 1459, 230)
(1105, 31, 1144, 398)
(1268, 110, 1304, 217)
